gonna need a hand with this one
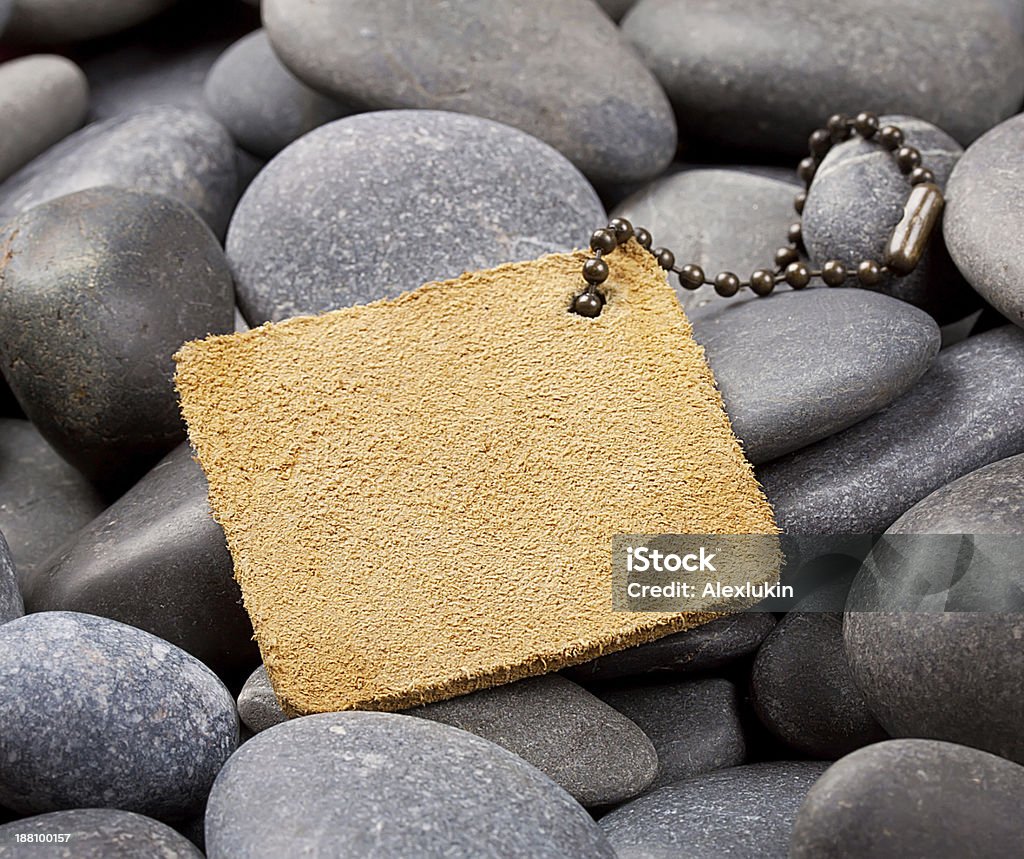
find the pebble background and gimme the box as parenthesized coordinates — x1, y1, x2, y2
(0, 0, 1023, 856)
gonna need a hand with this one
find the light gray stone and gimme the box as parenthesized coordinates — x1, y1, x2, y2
(205, 711, 616, 858)
(622, 0, 1024, 155)
(262, 0, 676, 186)
(0, 612, 238, 819)
(695, 289, 940, 463)
(0, 530, 22, 626)
(3, 0, 175, 44)
(237, 666, 287, 735)
(0, 55, 88, 183)
(227, 110, 605, 324)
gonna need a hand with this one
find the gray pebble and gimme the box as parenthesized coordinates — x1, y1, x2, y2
(0, 530, 22, 626)
(411, 674, 658, 807)
(2, 0, 175, 44)
(0, 611, 238, 819)
(0, 808, 203, 858)
(0, 107, 238, 236)
(621, 0, 1024, 155)
(262, 0, 676, 186)
(236, 666, 286, 735)
(790, 739, 1024, 858)
(944, 112, 1024, 328)
(597, 0, 638, 21)
(205, 711, 615, 858)
(803, 115, 975, 324)
(23, 443, 258, 681)
(0, 0, 10, 36)
(695, 288, 940, 463)
(227, 110, 604, 324)
(600, 762, 829, 859)
(759, 326, 1024, 533)
(599, 678, 746, 788)
(0, 187, 235, 490)
(0, 55, 88, 183)
(205, 30, 353, 159)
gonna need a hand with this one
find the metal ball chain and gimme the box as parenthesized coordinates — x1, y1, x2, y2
(572, 111, 946, 318)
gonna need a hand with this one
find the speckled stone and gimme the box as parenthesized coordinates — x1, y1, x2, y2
(205, 711, 616, 859)
(205, 30, 352, 159)
(0, 809, 204, 858)
(0, 107, 238, 235)
(600, 762, 829, 859)
(0, 187, 234, 490)
(803, 115, 975, 324)
(411, 674, 658, 807)
(566, 613, 775, 682)
(0, 419, 105, 581)
(2, 0, 175, 44)
(262, 0, 675, 186)
(0, 56, 89, 183)
(227, 110, 605, 324)
(599, 678, 746, 788)
(0, 531, 22, 626)
(759, 326, 1024, 533)
(945, 113, 1024, 328)
(752, 613, 885, 759)
(613, 169, 797, 318)
(621, 0, 1024, 155)
(694, 289, 940, 464)
(23, 444, 258, 681)
(236, 666, 287, 735)
(790, 740, 1024, 858)
(0, 612, 238, 819)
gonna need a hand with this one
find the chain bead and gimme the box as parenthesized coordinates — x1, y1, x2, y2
(589, 229, 617, 254)
(794, 191, 807, 215)
(582, 257, 609, 285)
(572, 291, 604, 318)
(714, 272, 741, 297)
(775, 246, 799, 269)
(634, 227, 653, 250)
(808, 128, 832, 157)
(827, 113, 852, 141)
(854, 111, 880, 138)
(750, 270, 776, 296)
(652, 247, 675, 270)
(679, 264, 705, 290)
(821, 260, 848, 286)
(896, 146, 922, 174)
(857, 260, 883, 285)
(878, 125, 904, 151)
(797, 157, 818, 186)
(909, 166, 935, 186)
(784, 262, 811, 289)
(608, 217, 633, 245)
(787, 222, 804, 247)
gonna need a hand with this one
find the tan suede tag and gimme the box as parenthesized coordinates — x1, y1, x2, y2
(174, 241, 776, 715)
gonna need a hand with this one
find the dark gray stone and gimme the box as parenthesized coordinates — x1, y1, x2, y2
(411, 674, 658, 807)
(0, 530, 22, 625)
(759, 326, 1024, 534)
(0, 809, 204, 858)
(262, 0, 675, 186)
(803, 115, 976, 324)
(237, 666, 287, 735)
(205, 711, 616, 859)
(0, 107, 238, 236)
(227, 110, 605, 324)
(2, 0, 175, 44)
(0, 0, 10, 37)
(599, 762, 829, 859)
(0, 419, 105, 581)
(0, 612, 238, 819)
(0, 187, 235, 490)
(599, 678, 746, 788)
(23, 443, 258, 681)
(205, 30, 353, 159)
(790, 740, 1024, 858)
(597, 0, 639, 21)
(566, 613, 775, 682)
(752, 613, 885, 759)
(0, 55, 89, 183)
(622, 0, 1024, 155)
(694, 289, 940, 463)
(945, 112, 1024, 328)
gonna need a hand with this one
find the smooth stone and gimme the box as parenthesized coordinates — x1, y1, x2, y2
(262, 0, 675, 186)
(0, 55, 89, 183)
(600, 762, 829, 859)
(803, 115, 975, 324)
(0, 187, 235, 489)
(0, 612, 238, 819)
(411, 674, 658, 807)
(0, 809, 204, 858)
(3, 0, 175, 44)
(622, 0, 1024, 155)
(612, 169, 797, 318)
(0, 0, 9, 36)
(790, 739, 1024, 858)
(205, 30, 352, 159)
(759, 326, 1024, 533)
(694, 289, 940, 464)
(228, 110, 605, 324)
(0, 107, 238, 236)
(0, 530, 22, 625)
(751, 613, 885, 759)
(566, 612, 775, 682)
(0, 419, 105, 580)
(237, 666, 287, 735)
(945, 112, 1024, 328)
(597, 0, 639, 20)
(23, 443, 258, 681)
(205, 711, 616, 859)
(599, 678, 746, 788)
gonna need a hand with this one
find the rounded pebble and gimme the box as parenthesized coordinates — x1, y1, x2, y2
(0, 530, 23, 626)
(3, 0, 175, 44)
(236, 665, 287, 735)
